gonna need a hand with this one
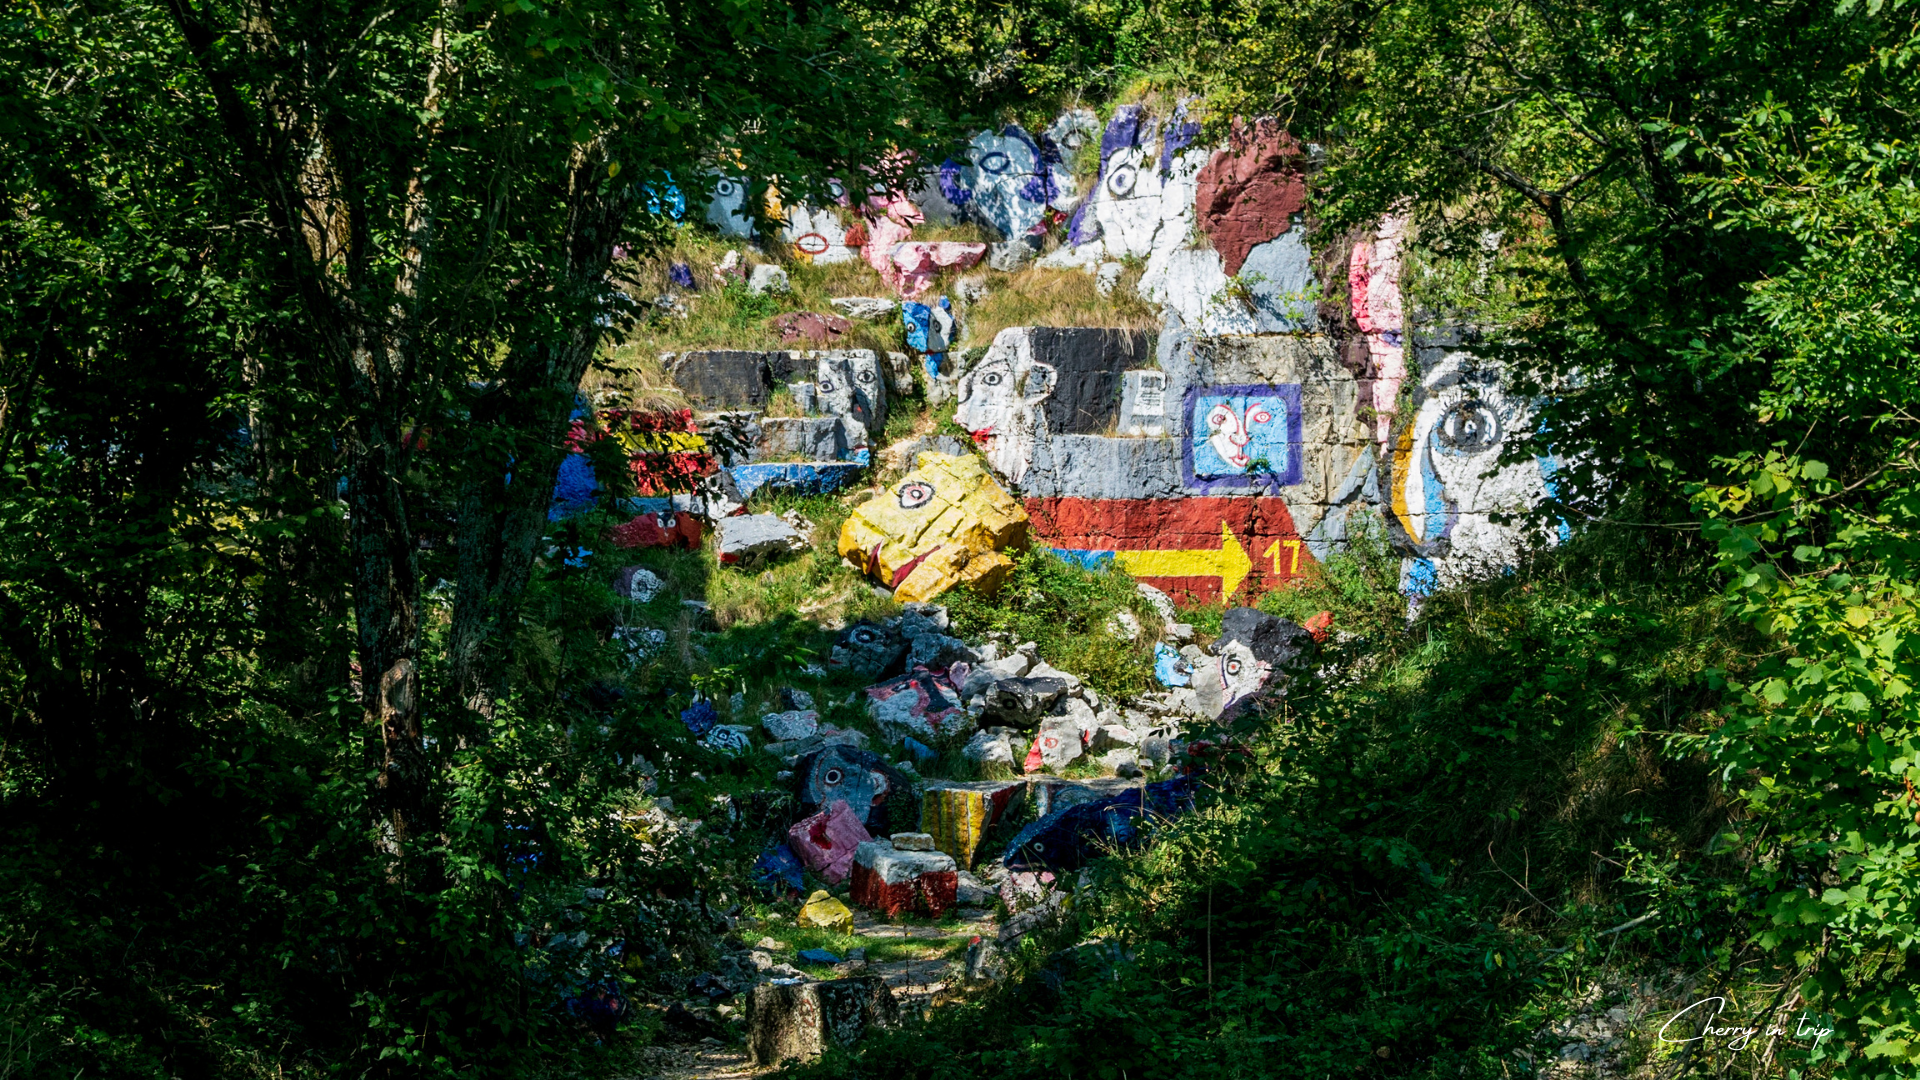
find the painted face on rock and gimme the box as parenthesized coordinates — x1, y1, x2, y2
(955, 353, 1054, 485)
(1399, 354, 1536, 548)
(1204, 400, 1275, 471)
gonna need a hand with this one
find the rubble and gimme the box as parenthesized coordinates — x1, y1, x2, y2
(837, 452, 1029, 603)
(865, 667, 966, 742)
(849, 838, 959, 918)
(745, 976, 898, 1066)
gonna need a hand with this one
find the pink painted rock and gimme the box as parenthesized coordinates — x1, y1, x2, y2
(1194, 120, 1308, 277)
(848, 839, 958, 918)
(787, 799, 874, 884)
(886, 242, 987, 297)
(772, 311, 854, 346)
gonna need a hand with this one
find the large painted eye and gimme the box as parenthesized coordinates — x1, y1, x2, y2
(794, 232, 830, 255)
(1223, 656, 1243, 678)
(1106, 164, 1137, 197)
(982, 371, 1004, 387)
(819, 378, 837, 393)
(897, 481, 935, 509)
(828, 180, 847, 200)
(852, 627, 878, 644)
(714, 179, 738, 198)
(1248, 407, 1273, 426)
(1207, 405, 1234, 431)
(1435, 400, 1500, 453)
(857, 369, 874, 384)
(824, 767, 844, 786)
(979, 151, 1012, 175)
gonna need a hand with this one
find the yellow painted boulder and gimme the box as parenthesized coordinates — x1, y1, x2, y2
(839, 452, 1028, 603)
(797, 890, 855, 934)
(920, 779, 1027, 869)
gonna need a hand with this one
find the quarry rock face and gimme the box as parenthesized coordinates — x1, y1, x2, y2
(838, 452, 1029, 604)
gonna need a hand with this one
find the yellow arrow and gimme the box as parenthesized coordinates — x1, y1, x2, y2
(1112, 522, 1254, 598)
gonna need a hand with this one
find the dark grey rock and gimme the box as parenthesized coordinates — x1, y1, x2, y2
(670, 351, 777, 409)
(1028, 327, 1151, 436)
(1022, 434, 1184, 499)
(977, 676, 1071, 730)
(828, 621, 908, 680)
(1217, 607, 1311, 670)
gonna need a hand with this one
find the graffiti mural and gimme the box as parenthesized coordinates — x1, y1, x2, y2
(1183, 384, 1303, 490)
(1029, 496, 1309, 604)
(938, 125, 1078, 241)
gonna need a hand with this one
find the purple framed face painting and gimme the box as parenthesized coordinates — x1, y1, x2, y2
(1181, 383, 1303, 493)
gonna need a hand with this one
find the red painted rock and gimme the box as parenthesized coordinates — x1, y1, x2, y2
(610, 511, 704, 550)
(1025, 496, 1310, 605)
(772, 311, 854, 347)
(848, 839, 958, 918)
(1194, 120, 1308, 277)
(787, 799, 874, 885)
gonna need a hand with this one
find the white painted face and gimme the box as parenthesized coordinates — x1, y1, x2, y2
(1092, 146, 1168, 258)
(1192, 639, 1272, 719)
(1204, 401, 1275, 471)
(705, 176, 753, 238)
(954, 338, 1055, 485)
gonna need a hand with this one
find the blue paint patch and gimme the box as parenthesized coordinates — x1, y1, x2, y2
(902, 736, 937, 763)
(680, 699, 718, 737)
(1154, 642, 1191, 687)
(646, 175, 686, 219)
(797, 948, 842, 965)
(1402, 558, 1439, 597)
(730, 462, 865, 499)
(549, 452, 601, 520)
(752, 842, 805, 896)
(1045, 547, 1115, 571)
(1181, 383, 1304, 493)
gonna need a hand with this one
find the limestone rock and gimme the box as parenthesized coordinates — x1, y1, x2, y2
(614, 565, 664, 602)
(906, 632, 977, 670)
(793, 745, 918, 833)
(890, 831, 936, 851)
(788, 803, 873, 885)
(745, 976, 897, 1066)
(828, 621, 909, 680)
(830, 296, 898, 321)
(837, 453, 1028, 603)
(748, 263, 791, 295)
(960, 728, 1017, 768)
(1032, 720, 1085, 771)
(772, 311, 853, 347)
(976, 676, 1071, 730)
(718, 513, 811, 569)
(1095, 261, 1125, 296)
(866, 667, 966, 742)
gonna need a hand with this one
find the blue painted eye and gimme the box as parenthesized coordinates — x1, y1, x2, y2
(979, 151, 1012, 175)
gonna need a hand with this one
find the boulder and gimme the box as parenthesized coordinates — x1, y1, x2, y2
(827, 621, 908, 680)
(920, 778, 1027, 868)
(955, 870, 996, 908)
(1032, 720, 1085, 771)
(960, 727, 1017, 768)
(610, 511, 704, 550)
(1190, 638, 1275, 720)
(906, 632, 977, 670)
(890, 831, 936, 851)
(764, 727, 868, 766)
(761, 709, 820, 742)
(797, 889, 856, 932)
(718, 512, 811, 568)
(746, 976, 898, 1066)
(849, 839, 959, 918)
(1089, 724, 1140, 752)
(772, 311, 853, 347)
(614, 565, 665, 602)
(976, 676, 1071, 729)
(830, 296, 898, 321)
(787, 801, 873, 884)
(748, 263, 791, 295)
(1216, 607, 1311, 671)
(705, 724, 753, 755)
(837, 452, 1028, 603)
(793, 744, 919, 834)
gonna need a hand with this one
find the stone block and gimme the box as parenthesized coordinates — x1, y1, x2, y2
(1021, 436, 1185, 500)
(787, 800, 873, 884)
(751, 416, 852, 463)
(1117, 369, 1171, 437)
(1032, 721, 1085, 771)
(745, 976, 898, 1066)
(1218, 607, 1311, 670)
(764, 728, 869, 767)
(772, 311, 851, 346)
(838, 453, 1028, 603)
(976, 676, 1071, 729)
(919, 779, 1026, 869)
(1190, 638, 1272, 720)
(717, 512, 811, 568)
(906, 632, 977, 670)
(988, 235, 1041, 272)
(848, 839, 959, 918)
(890, 831, 936, 851)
